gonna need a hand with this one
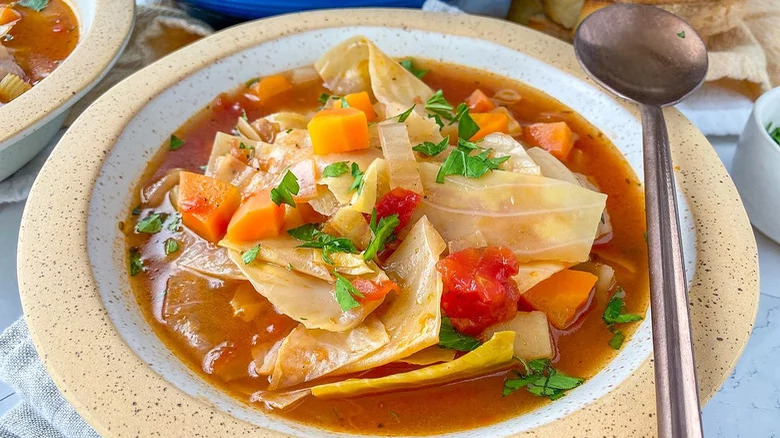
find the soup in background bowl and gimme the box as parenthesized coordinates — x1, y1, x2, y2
(17, 11, 758, 438)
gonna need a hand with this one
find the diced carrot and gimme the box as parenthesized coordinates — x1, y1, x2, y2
(353, 279, 400, 303)
(288, 159, 318, 201)
(0, 7, 20, 26)
(226, 189, 285, 243)
(308, 107, 369, 155)
(469, 112, 509, 141)
(519, 269, 598, 330)
(465, 89, 495, 112)
(249, 74, 293, 102)
(523, 122, 575, 161)
(334, 91, 377, 122)
(178, 171, 241, 243)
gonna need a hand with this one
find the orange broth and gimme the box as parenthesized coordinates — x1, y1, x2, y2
(125, 60, 649, 435)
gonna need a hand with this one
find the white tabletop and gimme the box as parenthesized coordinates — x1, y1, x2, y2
(1, 136, 778, 434)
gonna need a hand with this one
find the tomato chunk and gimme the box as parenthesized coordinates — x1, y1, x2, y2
(436, 246, 520, 336)
(375, 187, 422, 230)
(353, 279, 400, 303)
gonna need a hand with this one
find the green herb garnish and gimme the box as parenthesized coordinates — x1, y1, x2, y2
(129, 247, 144, 276)
(348, 162, 365, 194)
(767, 122, 780, 146)
(18, 0, 48, 12)
(169, 134, 185, 151)
(400, 59, 427, 79)
(131, 206, 141, 216)
(241, 245, 261, 264)
(318, 93, 330, 105)
(240, 109, 248, 121)
(245, 77, 259, 87)
(438, 316, 482, 351)
(425, 90, 454, 121)
(435, 141, 508, 183)
(164, 238, 179, 255)
(363, 212, 399, 261)
(677, 30, 686, 39)
(394, 104, 416, 123)
(334, 272, 364, 311)
(239, 142, 253, 150)
(288, 224, 358, 264)
(322, 161, 350, 178)
(457, 109, 480, 140)
(270, 170, 300, 207)
(602, 287, 643, 350)
(412, 137, 449, 157)
(503, 359, 584, 400)
(165, 212, 181, 231)
(340, 97, 350, 108)
(428, 113, 444, 129)
(135, 213, 165, 234)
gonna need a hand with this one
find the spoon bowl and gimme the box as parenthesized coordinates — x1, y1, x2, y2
(574, 4, 708, 106)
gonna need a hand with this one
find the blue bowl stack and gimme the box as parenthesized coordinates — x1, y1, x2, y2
(178, 0, 427, 22)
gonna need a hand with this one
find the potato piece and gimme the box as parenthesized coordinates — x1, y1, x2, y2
(482, 311, 553, 360)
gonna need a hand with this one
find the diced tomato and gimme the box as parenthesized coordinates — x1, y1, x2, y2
(375, 187, 422, 229)
(436, 246, 521, 336)
(353, 279, 400, 303)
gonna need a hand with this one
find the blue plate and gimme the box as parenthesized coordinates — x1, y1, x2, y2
(178, 0, 427, 21)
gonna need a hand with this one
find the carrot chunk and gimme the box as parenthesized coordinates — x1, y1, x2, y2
(523, 121, 575, 161)
(469, 112, 509, 141)
(178, 172, 241, 243)
(308, 107, 369, 155)
(334, 91, 377, 122)
(465, 89, 495, 113)
(519, 269, 598, 330)
(0, 7, 20, 25)
(249, 74, 293, 102)
(226, 189, 285, 243)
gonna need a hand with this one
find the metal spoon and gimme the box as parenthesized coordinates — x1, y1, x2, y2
(573, 5, 707, 438)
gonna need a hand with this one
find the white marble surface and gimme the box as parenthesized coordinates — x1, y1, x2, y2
(0, 137, 778, 434)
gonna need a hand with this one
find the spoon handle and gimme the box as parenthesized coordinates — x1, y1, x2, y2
(640, 104, 703, 438)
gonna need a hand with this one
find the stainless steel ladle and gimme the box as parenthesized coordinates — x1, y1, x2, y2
(574, 5, 708, 438)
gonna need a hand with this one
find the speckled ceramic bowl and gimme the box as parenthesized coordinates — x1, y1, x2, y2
(17, 9, 759, 437)
(0, 0, 135, 181)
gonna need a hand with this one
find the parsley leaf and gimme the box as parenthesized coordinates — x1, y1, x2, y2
(677, 30, 686, 39)
(435, 143, 507, 183)
(322, 161, 350, 178)
(270, 170, 300, 207)
(427, 113, 444, 129)
(241, 245, 261, 264)
(503, 359, 583, 399)
(363, 213, 399, 261)
(333, 272, 364, 311)
(438, 316, 482, 351)
(340, 97, 350, 108)
(602, 287, 643, 349)
(129, 247, 144, 276)
(458, 109, 480, 140)
(245, 77, 259, 87)
(287, 224, 358, 264)
(425, 90, 454, 121)
(135, 213, 165, 234)
(240, 109, 248, 121)
(169, 134, 185, 151)
(318, 93, 330, 105)
(348, 162, 365, 194)
(18, 0, 48, 12)
(767, 122, 780, 147)
(164, 238, 179, 255)
(165, 212, 181, 231)
(449, 103, 469, 125)
(602, 288, 643, 325)
(412, 138, 449, 157)
(400, 58, 427, 79)
(131, 205, 141, 216)
(394, 104, 416, 123)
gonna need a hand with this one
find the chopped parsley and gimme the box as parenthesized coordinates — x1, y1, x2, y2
(602, 287, 643, 349)
(129, 247, 144, 276)
(245, 77, 259, 87)
(169, 134, 185, 151)
(322, 161, 350, 178)
(677, 30, 686, 39)
(164, 238, 179, 255)
(18, 0, 48, 12)
(288, 223, 358, 264)
(503, 359, 584, 400)
(165, 212, 181, 231)
(412, 137, 449, 157)
(270, 170, 300, 207)
(340, 97, 350, 108)
(393, 104, 416, 123)
(135, 212, 165, 234)
(131, 205, 141, 216)
(438, 316, 481, 351)
(767, 122, 780, 147)
(363, 212, 399, 261)
(287, 263, 294, 271)
(425, 90, 454, 121)
(400, 58, 427, 79)
(241, 245, 261, 264)
(435, 139, 509, 183)
(333, 272, 364, 311)
(348, 162, 365, 194)
(457, 109, 480, 140)
(427, 113, 444, 129)
(318, 93, 330, 105)
(240, 109, 248, 121)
